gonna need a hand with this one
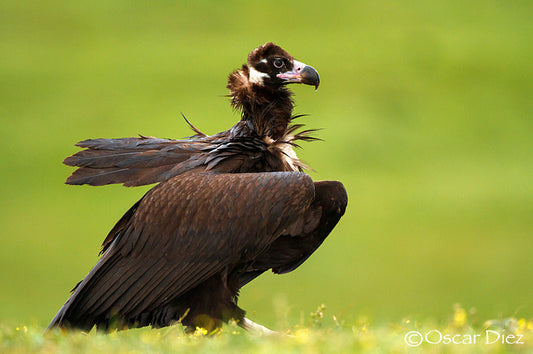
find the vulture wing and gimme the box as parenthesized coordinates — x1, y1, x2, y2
(49, 172, 315, 330)
(237, 180, 348, 287)
(63, 137, 214, 187)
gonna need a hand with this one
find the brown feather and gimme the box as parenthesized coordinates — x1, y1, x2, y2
(49, 43, 347, 333)
(49, 172, 318, 330)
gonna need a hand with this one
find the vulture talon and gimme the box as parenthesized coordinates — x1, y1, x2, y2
(240, 318, 279, 336)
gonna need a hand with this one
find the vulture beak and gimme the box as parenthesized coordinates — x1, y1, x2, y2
(277, 60, 320, 90)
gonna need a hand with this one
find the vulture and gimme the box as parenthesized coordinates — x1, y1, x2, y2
(48, 42, 347, 334)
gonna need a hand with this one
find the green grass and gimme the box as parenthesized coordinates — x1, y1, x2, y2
(2, 305, 533, 353)
(1, 0, 532, 343)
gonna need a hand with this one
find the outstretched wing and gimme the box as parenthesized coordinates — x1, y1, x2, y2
(63, 137, 214, 187)
(49, 172, 315, 330)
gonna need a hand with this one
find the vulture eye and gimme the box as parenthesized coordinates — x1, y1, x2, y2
(273, 58, 284, 69)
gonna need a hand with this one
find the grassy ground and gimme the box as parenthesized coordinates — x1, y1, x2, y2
(1, 0, 532, 344)
(2, 306, 533, 353)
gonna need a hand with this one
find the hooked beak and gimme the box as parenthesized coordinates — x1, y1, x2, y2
(277, 60, 320, 90)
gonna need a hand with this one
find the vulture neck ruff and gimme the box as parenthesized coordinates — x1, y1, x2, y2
(227, 64, 294, 141)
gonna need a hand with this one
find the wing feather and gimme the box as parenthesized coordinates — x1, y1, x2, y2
(50, 172, 315, 328)
(64, 137, 212, 186)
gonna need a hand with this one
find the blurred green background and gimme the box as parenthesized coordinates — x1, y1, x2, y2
(1, 0, 532, 328)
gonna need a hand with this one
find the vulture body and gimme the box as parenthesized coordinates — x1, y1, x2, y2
(48, 43, 347, 333)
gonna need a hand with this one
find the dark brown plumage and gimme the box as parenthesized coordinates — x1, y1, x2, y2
(48, 42, 347, 333)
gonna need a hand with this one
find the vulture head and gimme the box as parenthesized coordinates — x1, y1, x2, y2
(227, 42, 319, 139)
(246, 42, 320, 90)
